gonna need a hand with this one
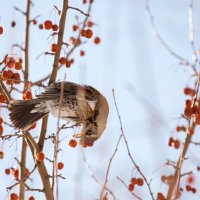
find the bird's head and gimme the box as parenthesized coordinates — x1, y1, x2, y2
(75, 93, 109, 147)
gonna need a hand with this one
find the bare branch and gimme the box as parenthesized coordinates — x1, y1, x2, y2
(82, 150, 117, 200)
(32, 1, 92, 85)
(145, 0, 196, 74)
(188, 0, 198, 66)
(100, 133, 123, 199)
(116, 176, 142, 200)
(13, 6, 26, 15)
(68, 6, 90, 17)
(112, 89, 154, 200)
(12, 44, 25, 51)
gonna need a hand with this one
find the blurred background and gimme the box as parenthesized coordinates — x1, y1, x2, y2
(0, 0, 200, 199)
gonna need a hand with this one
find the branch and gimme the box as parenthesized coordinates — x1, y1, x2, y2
(188, 0, 198, 66)
(38, 0, 69, 152)
(145, 0, 196, 74)
(52, 78, 65, 199)
(112, 89, 154, 200)
(0, 76, 12, 103)
(32, 1, 92, 85)
(18, 1, 31, 199)
(68, 6, 90, 17)
(24, 131, 54, 200)
(13, 6, 26, 15)
(116, 176, 142, 200)
(167, 70, 200, 198)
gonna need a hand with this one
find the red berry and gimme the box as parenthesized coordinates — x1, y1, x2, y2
(23, 91, 32, 100)
(183, 87, 196, 96)
(14, 61, 22, 70)
(38, 24, 43, 29)
(68, 139, 77, 148)
(65, 60, 72, 68)
(32, 19, 37, 25)
(86, 21, 93, 27)
(72, 25, 78, 32)
(57, 162, 64, 170)
(43, 20, 52, 30)
(85, 29, 93, 38)
(80, 29, 86, 37)
(157, 192, 165, 200)
(5, 168, 10, 175)
(191, 187, 197, 193)
(186, 174, 194, 184)
(28, 196, 35, 200)
(59, 57, 66, 65)
(52, 24, 58, 31)
(36, 152, 45, 162)
(194, 114, 200, 125)
(173, 140, 180, 149)
(94, 37, 100, 44)
(136, 178, 144, 186)
(50, 43, 59, 52)
(128, 183, 134, 191)
(130, 177, 137, 185)
(0, 117, 3, 124)
(79, 50, 85, 56)
(13, 73, 20, 84)
(0, 26, 3, 34)
(186, 185, 191, 191)
(0, 125, 3, 135)
(0, 151, 4, 159)
(0, 93, 6, 103)
(11, 21, 16, 27)
(9, 193, 19, 200)
(7, 70, 13, 78)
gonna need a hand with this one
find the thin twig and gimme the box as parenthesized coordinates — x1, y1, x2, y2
(38, 0, 69, 154)
(12, 44, 25, 51)
(145, 0, 196, 74)
(100, 133, 123, 199)
(112, 89, 154, 200)
(32, 1, 92, 85)
(24, 131, 54, 200)
(13, 6, 26, 15)
(18, 1, 31, 198)
(68, 6, 90, 17)
(52, 77, 65, 200)
(116, 176, 142, 200)
(82, 150, 117, 200)
(188, 0, 198, 67)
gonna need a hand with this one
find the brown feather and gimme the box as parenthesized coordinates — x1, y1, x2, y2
(9, 100, 48, 130)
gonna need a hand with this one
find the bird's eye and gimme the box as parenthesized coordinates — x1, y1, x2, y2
(86, 130, 93, 136)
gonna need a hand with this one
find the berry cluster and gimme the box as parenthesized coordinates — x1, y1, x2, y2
(157, 192, 166, 200)
(168, 137, 180, 149)
(183, 87, 200, 124)
(185, 185, 196, 193)
(42, 20, 58, 31)
(128, 177, 144, 191)
(5, 167, 29, 179)
(1, 56, 21, 86)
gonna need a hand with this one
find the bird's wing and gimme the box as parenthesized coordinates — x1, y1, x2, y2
(36, 82, 99, 112)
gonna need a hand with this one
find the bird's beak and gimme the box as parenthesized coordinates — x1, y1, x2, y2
(73, 133, 82, 138)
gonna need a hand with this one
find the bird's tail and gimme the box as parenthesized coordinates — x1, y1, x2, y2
(9, 99, 49, 130)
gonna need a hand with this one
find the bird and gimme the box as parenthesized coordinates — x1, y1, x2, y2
(9, 81, 109, 147)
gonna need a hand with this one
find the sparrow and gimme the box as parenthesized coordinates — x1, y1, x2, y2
(9, 81, 109, 146)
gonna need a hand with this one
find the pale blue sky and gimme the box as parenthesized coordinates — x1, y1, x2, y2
(0, 0, 200, 199)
